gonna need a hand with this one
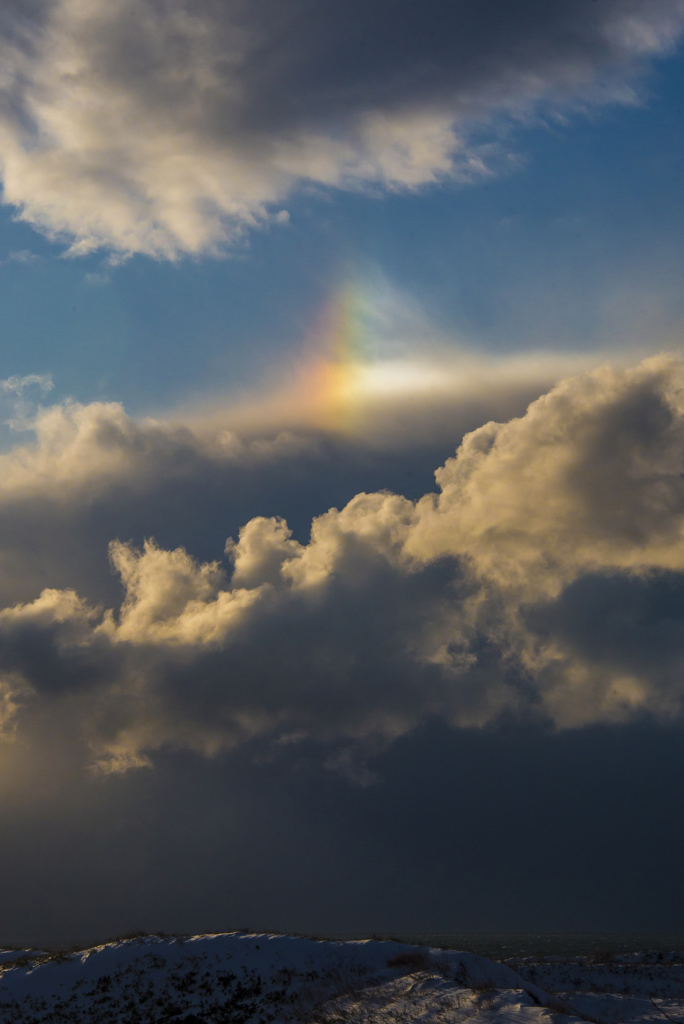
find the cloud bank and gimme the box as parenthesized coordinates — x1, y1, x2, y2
(0, 356, 682, 776)
(0, 0, 682, 256)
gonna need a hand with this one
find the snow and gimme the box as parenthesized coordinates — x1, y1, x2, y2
(0, 931, 681, 1023)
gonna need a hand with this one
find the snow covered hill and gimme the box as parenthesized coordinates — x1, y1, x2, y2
(0, 931, 682, 1024)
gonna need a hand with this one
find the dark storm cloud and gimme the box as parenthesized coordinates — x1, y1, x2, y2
(0, 357, 683, 941)
(0, 0, 681, 255)
(1, 721, 684, 946)
(214, 0, 682, 130)
(0, 357, 683, 776)
(527, 569, 684, 687)
(93, 0, 678, 133)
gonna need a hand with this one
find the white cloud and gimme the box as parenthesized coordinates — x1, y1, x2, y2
(0, 0, 681, 257)
(4, 249, 39, 264)
(0, 373, 52, 396)
(0, 373, 53, 431)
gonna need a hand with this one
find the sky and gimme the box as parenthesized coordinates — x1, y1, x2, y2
(1, 0, 684, 946)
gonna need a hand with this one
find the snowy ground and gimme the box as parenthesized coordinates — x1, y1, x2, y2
(0, 932, 682, 1023)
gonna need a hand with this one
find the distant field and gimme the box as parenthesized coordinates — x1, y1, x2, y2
(326, 933, 684, 959)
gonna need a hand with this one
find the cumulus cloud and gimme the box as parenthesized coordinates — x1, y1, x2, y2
(0, 356, 681, 775)
(0, 349, 591, 613)
(0, 0, 682, 256)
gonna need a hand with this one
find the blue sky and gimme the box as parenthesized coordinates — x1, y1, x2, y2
(2, 46, 684, 417)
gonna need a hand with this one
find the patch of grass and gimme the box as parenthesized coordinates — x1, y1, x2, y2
(592, 950, 616, 965)
(386, 950, 451, 978)
(387, 951, 433, 971)
(470, 979, 497, 992)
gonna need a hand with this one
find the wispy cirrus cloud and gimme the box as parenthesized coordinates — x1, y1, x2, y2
(0, 372, 53, 431)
